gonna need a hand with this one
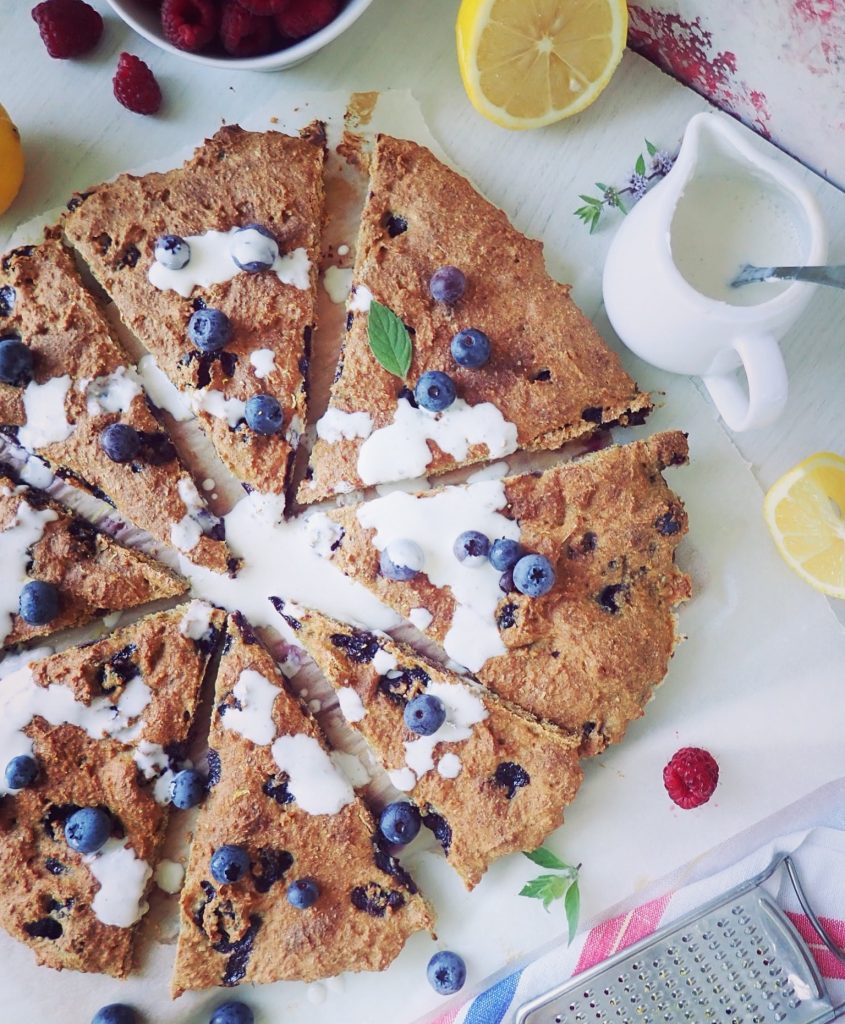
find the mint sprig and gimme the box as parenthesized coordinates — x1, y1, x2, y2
(367, 299, 413, 379)
(520, 847, 581, 943)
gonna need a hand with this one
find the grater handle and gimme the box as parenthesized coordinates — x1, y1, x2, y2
(785, 855, 845, 966)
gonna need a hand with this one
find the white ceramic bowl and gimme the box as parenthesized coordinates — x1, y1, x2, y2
(107, 0, 373, 71)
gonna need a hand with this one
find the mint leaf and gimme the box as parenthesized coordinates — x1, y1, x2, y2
(645, 138, 657, 156)
(564, 879, 581, 944)
(367, 300, 412, 379)
(519, 874, 569, 911)
(578, 194, 603, 207)
(524, 847, 569, 871)
(635, 153, 646, 176)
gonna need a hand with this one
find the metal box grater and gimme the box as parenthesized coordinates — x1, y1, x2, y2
(515, 855, 845, 1024)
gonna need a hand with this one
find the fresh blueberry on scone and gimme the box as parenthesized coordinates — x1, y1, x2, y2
(210, 844, 250, 884)
(404, 693, 446, 736)
(244, 394, 283, 435)
(5, 754, 39, 790)
(429, 265, 466, 305)
(170, 768, 206, 810)
(65, 806, 112, 854)
(513, 553, 556, 597)
(380, 539, 425, 581)
(230, 224, 279, 274)
(188, 307, 231, 353)
(379, 801, 421, 845)
(451, 328, 490, 368)
(0, 335, 33, 385)
(414, 370, 456, 412)
(287, 877, 320, 909)
(154, 234, 190, 270)
(18, 579, 60, 625)
(453, 530, 490, 567)
(100, 422, 140, 464)
(489, 538, 523, 572)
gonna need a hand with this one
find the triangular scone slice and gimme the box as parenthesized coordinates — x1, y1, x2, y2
(64, 125, 325, 503)
(0, 240, 232, 573)
(294, 607, 583, 890)
(0, 469, 186, 649)
(0, 602, 224, 977)
(299, 134, 651, 503)
(319, 432, 691, 755)
(171, 612, 433, 997)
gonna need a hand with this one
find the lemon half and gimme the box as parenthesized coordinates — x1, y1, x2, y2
(0, 103, 23, 215)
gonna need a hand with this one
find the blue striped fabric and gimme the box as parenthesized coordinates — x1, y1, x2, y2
(462, 967, 523, 1024)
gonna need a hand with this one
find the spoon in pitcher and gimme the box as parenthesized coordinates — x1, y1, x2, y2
(731, 262, 845, 291)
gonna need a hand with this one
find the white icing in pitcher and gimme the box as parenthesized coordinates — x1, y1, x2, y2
(270, 733, 355, 815)
(221, 668, 282, 746)
(18, 376, 74, 450)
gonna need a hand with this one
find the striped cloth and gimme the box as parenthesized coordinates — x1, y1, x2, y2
(426, 826, 845, 1024)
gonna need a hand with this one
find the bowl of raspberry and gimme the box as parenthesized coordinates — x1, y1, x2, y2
(107, 0, 373, 70)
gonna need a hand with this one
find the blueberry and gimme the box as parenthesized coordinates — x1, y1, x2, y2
(154, 234, 190, 271)
(170, 769, 205, 810)
(380, 539, 425, 581)
(489, 538, 523, 572)
(188, 308, 231, 353)
(244, 394, 283, 435)
(65, 807, 111, 854)
(498, 568, 515, 594)
(99, 423, 140, 464)
(91, 1004, 138, 1024)
(210, 844, 250, 884)
(287, 877, 319, 909)
(209, 1002, 254, 1024)
(379, 801, 421, 845)
(429, 266, 466, 305)
(414, 371, 456, 413)
(404, 693, 446, 736)
(19, 580, 60, 626)
(91, 1005, 138, 1024)
(450, 328, 491, 369)
(427, 950, 467, 995)
(453, 530, 490, 568)
(513, 553, 556, 597)
(0, 336, 33, 386)
(5, 754, 38, 790)
(230, 224, 279, 274)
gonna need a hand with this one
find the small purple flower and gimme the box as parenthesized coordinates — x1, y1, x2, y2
(652, 150, 675, 176)
(627, 172, 649, 200)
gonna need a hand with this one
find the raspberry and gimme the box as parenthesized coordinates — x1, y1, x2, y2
(113, 53, 163, 116)
(275, 0, 340, 39)
(220, 2, 279, 57)
(663, 747, 719, 809)
(31, 0, 103, 59)
(240, 0, 289, 13)
(161, 0, 219, 52)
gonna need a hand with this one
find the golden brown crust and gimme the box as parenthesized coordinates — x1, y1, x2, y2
(298, 608, 583, 890)
(0, 604, 224, 977)
(324, 432, 691, 753)
(0, 472, 186, 648)
(171, 613, 433, 996)
(0, 239, 232, 573)
(63, 125, 326, 497)
(299, 134, 651, 503)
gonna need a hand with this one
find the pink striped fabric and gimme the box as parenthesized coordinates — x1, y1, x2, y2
(574, 893, 671, 974)
(786, 912, 845, 981)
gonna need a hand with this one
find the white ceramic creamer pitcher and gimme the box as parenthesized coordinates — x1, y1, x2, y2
(602, 112, 827, 431)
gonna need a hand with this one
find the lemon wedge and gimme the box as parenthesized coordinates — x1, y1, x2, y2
(456, 0, 628, 130)
(764, 452, 845, 599)
(0, 103, 24, 215)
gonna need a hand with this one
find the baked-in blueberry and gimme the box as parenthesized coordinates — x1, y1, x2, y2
(429, 265, 466, 305)
(230, 224, 279, 273)
(210, 844, 250, 884)
(490, 538, 523, 572)
(380, 539, 424, 581)
(91, 1004, 138, 1024)
(513, 553, 556, 597)
(188, 308, 231, 353)
(19, 580, 60, 626)
(404, 693, 446, 736)
(170, 768, 205, 810)
(65, 807, 111, 854)
(209, 1002, 254, 1024)
(414, 371, 456, 413)
(99, 423, 141, 464)
(244, 394, 283, 435)
(287, 877, 319, 910)
(427, 950, 466, 995)
(379, 801, 421, 845)
(5, 754, 38, 790)
(450, 328, 490, 369)
(0, 336, 33, 386)
(154, 234, 190, 271)
(453, 530, 490, 567)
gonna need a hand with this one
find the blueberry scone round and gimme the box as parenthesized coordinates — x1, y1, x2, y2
(171, 612, 433, 996)
(0, 602, 223, 977)
(299, 134, 652, 504)
(0, 240, 232, 572)
(63, 125, 326, 508)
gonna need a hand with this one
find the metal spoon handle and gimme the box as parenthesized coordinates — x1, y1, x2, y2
(733, 263, 845, 290)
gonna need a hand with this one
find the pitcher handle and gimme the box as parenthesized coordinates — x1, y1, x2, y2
(702, 333, 788, 432)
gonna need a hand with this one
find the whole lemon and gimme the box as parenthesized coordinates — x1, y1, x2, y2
(0, 104, 24, 215)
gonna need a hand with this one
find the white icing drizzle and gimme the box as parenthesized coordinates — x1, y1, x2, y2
(270, 733, 355, 815)
(348, 284, 373, 313)
(190, 388, 246, 429)
(356, 480, 520, 671)
(337, 244, 350, 257)
(221, 668, 282, 746)
(316, 407, 373, 443)
(286, 413, 304, 450)
(18, 376, 74, 450)
(0, 499, 58, 644)
(437, 752, 463, 779)
(179, 599, 215, 640)
(323, 265, 353, 304)
(136, 354, 193, 422)
(402, 680, 488, 785)
(388, 767, 416, 792)
(329, 749, 370, 788)
(147, 227, 311, 297)
(249, 348, 276, 379)
(334, 481, 355, 495)
(86, 838, 152, 928)
(336, 686, 367, 722)
(409, 607, 433, 631)
(170, 477, 208, 553)
(133, 739, 175, 804)
(372, 648, 398, 674)
(303, 511, 344, 559)
(83, 366, 142, 416)
(19, 456, 54, 490)
(155, 859, 185, 894)
(357, 397, 518, 487)
(0, 644, 52, 680)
